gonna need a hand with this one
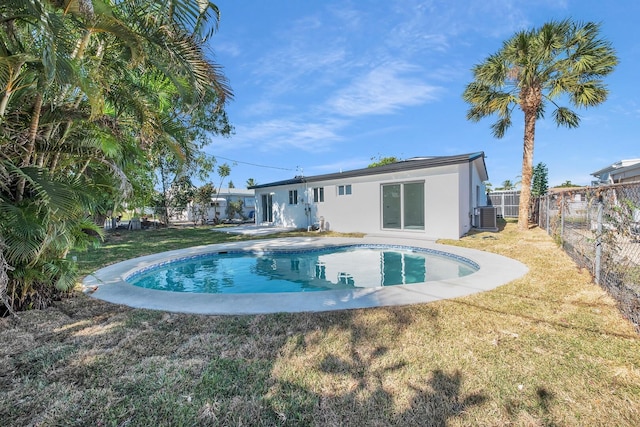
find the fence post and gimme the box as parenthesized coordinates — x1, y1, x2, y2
(537, 196, 542, 227)
(594, 195, 603, 285)
(546, 195, 550, 233)
(560, 193, 565, 247)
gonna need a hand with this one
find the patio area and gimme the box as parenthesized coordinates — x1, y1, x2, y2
(212, 224, 299, 236)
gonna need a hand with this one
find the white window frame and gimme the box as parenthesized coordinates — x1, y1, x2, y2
(381, 181, 425, 231)
(338, 184, 352, 196)
(288, 189, 298, 204)
(313, 187, 324, 203)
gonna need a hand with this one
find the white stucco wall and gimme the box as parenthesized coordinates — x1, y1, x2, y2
(254, 157, 489, 239)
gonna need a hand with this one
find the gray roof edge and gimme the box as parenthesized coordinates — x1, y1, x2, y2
(591, 159, 640, 177)
(249, 152, 486, 189)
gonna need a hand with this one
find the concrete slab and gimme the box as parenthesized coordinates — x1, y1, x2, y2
(83, 236, 528, 315)
(212, 224, 298, 236)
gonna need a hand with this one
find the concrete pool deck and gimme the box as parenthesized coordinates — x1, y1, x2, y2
(83, 236, 528, 315)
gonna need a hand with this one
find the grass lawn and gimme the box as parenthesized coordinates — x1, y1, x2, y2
(1, 222, 639, 426)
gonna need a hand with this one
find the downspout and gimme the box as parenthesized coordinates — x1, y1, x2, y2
(469, 160, 474, 230)
(303, 177, 310, 230)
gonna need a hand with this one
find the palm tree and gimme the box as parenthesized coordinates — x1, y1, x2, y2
(212, 163, 231, 218)
(0, 0, 233, 313)
(499, 180, 516, 191)
(463, 20, 617, 230)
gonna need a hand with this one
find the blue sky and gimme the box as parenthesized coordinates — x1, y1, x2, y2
(204, 0, 639, 189)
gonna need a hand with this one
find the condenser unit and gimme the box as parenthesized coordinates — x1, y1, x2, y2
(474, 206, 498, 230)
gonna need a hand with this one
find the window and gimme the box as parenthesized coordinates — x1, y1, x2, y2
(338, 184, 352, 196)
(244, 197, 255, 208)
(313, 187, 324, 203)
(382, 182, 424, 230)
(382, 184, 401, 229)
(403, 182, 424, 229)
(288, 189, 298, 204)
(261, 193, 273, 222)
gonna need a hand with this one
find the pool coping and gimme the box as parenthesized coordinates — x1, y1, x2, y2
(82, 236, 528, 315)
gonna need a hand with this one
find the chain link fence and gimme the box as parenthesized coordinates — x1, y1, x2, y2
(104, 203, 255, 230)
(535, 182, 640, 331)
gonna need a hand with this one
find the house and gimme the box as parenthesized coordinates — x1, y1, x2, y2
(591, 159, 640, 185)
(173, 188, 255, 223)
(249, 152, 489, 240)
(214, 188, 256, 220)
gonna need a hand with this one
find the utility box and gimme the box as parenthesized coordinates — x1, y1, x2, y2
(129, 217, 141, 230)
(474, 206, 498, 230)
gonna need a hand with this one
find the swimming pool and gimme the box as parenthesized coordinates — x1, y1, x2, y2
(84, 236, 528, 314)
(126, 245, 479, 294)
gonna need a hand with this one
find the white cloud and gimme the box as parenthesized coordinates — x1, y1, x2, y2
(240, 100, 286, 118)
(309, 157, 373, 174)
(219, 118, 348, 153)
(327, 63, 441, 117)
(214, 40, 241, 57)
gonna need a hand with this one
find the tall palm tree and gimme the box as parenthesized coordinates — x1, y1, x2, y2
(463, 20, 617, 230)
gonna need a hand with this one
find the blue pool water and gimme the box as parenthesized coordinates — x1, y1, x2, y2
(127, 245, 478, 294)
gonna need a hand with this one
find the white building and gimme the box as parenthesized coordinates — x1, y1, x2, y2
(175, 188, 255, 223)
(591, 159, 640, 185)
(250, 152, 490, 240)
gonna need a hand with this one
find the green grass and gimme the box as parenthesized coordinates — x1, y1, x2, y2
(73, 225, 364, 277)
(1, 222, 639, 426)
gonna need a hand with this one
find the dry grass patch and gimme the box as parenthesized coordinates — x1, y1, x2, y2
(1, 222, 639, 426)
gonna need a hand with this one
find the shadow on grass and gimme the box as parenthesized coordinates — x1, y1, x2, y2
(1, 298, 489, 426)
(257, 305, 487, 426)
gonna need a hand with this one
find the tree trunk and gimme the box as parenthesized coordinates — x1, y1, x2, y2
(518, 109, 536, 231)
(0, 60, 26, 117)
(0, 91, 11, 117)
(16, 91, 44, 201)
(22, 92, 43, 167)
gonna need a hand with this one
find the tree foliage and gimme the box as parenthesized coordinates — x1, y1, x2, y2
(497, 180, 517, 191)
(554, 180, 581, 188)
(192, 183, 215, 225)
(215, 163, 231, 195)
(0, 0, 233, 313)
(226, 199, 244, 220)
(463, 20, 617, 230)
(368, 156, 400, 168)
(531, 163, 549, 196)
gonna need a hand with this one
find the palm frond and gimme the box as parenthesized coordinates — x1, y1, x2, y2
(553, 107, 580, 128)
(570, 81, 608, 107)
(491, 117, 512, 139)
(88, 14, 144, 65)
(0, 202, 47, 263)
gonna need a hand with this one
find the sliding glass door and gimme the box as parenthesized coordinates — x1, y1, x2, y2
(261, 193, 273, 222)
(382, 182, 424, 230)
(403, 182, 424, 230)
(382, 184, 401, 229)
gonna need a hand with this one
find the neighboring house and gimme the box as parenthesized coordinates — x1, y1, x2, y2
(177, 188, 255, 223)
(590, 159, 640, 233)
(216, 188, 256, 220)
(250, 152, 489, 240)
(591, 159, 640, 185)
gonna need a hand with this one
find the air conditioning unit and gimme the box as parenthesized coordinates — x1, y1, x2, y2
(474, 206, 498, 230)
